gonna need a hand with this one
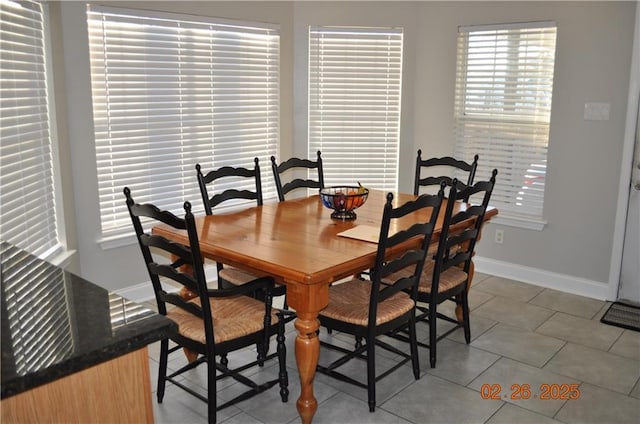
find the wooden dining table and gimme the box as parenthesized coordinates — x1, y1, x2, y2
(153, 189, 497, 423)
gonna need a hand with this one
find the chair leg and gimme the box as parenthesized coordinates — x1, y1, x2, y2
(461, 293, 471, 344)
(208, 351, 217, 424)
(277, 316, 289, 402)
(366, 336, 376, 412)
(157, 338, 169, 402)
(256, 342, 265, 366)
(408, 315, 420, 380)
(220, 354, 228, 368)
(259, 290, 274, 365)
(429, 304, 437, 368)
(216, 263, 232, 290)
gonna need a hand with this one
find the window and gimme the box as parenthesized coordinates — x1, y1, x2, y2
(454, 22, 557, 229)
(87, 6, 280, 242)
(308, 26, 403, 191)
(0, 0, 62, 258)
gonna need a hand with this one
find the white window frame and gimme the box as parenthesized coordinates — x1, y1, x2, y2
(454, 21, 557, 230)
(1, 0, 68, 262)
(308, 26, 403, 191)
(87, 5, 280, 245)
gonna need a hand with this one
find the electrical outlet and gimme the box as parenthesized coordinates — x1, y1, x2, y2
(494, 229, 504, 244)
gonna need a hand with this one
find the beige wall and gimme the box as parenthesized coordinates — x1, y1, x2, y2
(51, 1, 636, 300)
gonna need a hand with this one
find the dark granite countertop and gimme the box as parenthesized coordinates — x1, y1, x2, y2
(1, 243, 177, 399)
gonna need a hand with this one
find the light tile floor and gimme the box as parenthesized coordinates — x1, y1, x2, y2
(147, 273, 640, 423)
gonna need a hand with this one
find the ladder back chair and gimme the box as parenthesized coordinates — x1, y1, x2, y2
(270, 151, 324, 202)
(196, 159, 293, 319)
(391, 169, 497, 368)
(196, 158, 263, 214)
(316, 188, 445, 412)
(196, 159, 267, 289)
(414, 149, 479, 201)
(124, 187, 288, 424)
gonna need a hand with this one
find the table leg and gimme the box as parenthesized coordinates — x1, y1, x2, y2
(294, 313, 320, 424)
(285, 281, 329, 424)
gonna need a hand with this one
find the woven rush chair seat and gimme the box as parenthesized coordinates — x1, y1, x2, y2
(419, 262, 467, 294)
(168, 295, 280, 345)
(218, 267, 270, 286)
(389, 261, 468, 295)
(320, 280, 414, 326)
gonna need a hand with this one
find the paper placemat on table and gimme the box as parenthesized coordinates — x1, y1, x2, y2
(337, 225, 380, 243)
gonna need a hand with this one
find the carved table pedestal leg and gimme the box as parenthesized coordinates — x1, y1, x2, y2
(294, 313, 320, 424)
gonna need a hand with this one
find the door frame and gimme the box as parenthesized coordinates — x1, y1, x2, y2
(610, 4, 640, 300)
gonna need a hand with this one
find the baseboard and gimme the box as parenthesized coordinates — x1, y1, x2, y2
(114, 281, 160, 303)
(474, 256, 612, 301)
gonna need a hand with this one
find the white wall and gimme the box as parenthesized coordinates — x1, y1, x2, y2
(51, 1, 636, 300)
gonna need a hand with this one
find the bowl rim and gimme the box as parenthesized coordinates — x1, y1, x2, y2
(320, 185, 369, 195)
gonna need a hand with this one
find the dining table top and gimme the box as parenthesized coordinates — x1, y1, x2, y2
(153, 188, 498, 289)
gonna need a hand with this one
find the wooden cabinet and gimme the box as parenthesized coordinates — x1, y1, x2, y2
(2, 348, 154, 423)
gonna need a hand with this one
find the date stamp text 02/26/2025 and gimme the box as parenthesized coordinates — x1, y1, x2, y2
(480, 384, 581, 400)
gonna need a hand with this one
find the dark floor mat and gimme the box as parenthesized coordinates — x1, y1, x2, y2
(600, 301, 640, 332)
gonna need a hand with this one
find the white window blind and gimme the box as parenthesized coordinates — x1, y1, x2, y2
(308, 26, 403, 190)
(0, 0, 61, 258)
(454, 22, 557, 225)
(87, 5, 280, 241)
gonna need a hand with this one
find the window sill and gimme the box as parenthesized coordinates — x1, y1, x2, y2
(48, 248, 77, 268)
(490, 214, 547, 231)
(98, 234, 137, 250)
